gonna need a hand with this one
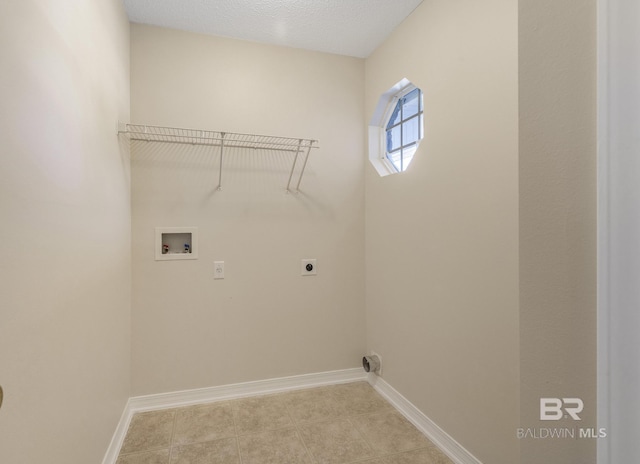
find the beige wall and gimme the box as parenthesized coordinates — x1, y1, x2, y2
(364, 1, 519, 463)
(519, 0, 597, 462)
(0, 1, 131, 463)
(130, 25, 366, 395)
(0, 3, 598, 462)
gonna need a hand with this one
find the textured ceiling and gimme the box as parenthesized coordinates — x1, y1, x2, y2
(123, 0, 424, 58)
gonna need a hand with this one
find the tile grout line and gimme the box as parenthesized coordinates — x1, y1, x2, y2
(167, 409, 179, 464)
(116, 447, 170, 459)
(294, 426, 319, 464)
(234, 422, 296, 438)
(231, 400, 245, 464)
(345, 446, 435, 464)
(350, 411, 443, 463)
(332, 383, 401, 462)
(232, 394, 308, 462)
(116, 410, 177, 461)
(166, 403, 244, 462)
(285, 401, 320, 464)
(303, 383, 432, 464)
(287, 385, 381, 464)
(281, 394, 318, 464)
(346, 415, 378, 459)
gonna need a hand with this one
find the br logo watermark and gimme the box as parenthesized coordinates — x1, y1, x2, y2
(516, 397, 607, 439)
(540, 398, 584, 421)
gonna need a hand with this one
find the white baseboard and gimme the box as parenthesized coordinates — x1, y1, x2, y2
(127, 368, 366, 412)
(103, 369, 480, 464)
(101, 398, 135, 464)
(102, 368, 366, 464)
(369, 375, 482, 464)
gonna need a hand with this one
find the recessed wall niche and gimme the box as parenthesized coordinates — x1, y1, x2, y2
(155, 227, 198, 261)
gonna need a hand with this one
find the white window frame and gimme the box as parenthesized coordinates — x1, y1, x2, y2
(368, 79, 423, 176)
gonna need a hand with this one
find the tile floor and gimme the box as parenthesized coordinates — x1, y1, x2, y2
(116, 382, 453, 464)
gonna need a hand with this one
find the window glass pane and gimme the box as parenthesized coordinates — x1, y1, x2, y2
(381, 85, 423, 173)
(386, 150, 402, 172)
(402, 116, 420, 146)
(386, 100, 402, 129)
(402, 88, 420, 119)
(386, 125, 402, 152)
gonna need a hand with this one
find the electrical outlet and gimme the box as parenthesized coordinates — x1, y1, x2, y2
(301, 259, 317, 276)
(214, 261, 225, 279)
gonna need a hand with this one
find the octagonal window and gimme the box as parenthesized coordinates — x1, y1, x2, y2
(368, 79, 424, 176)
(385, 87, 423, 172)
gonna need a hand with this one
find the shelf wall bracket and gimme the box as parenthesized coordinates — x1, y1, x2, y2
(295, 142, 314, 192)
(286, 139, 304, 193)
(218, 132, 225, 191)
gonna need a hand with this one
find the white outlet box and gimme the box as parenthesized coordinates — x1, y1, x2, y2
(155, 227, 198, 261)
(301, 258, 317, 276)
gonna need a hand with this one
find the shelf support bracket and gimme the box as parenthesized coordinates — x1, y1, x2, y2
(286, 139, 304, 193)
(295, 142, 314, 192)
(218, 132, 225, 190)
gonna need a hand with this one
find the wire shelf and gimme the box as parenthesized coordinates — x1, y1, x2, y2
(118, 123, 318, 192)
